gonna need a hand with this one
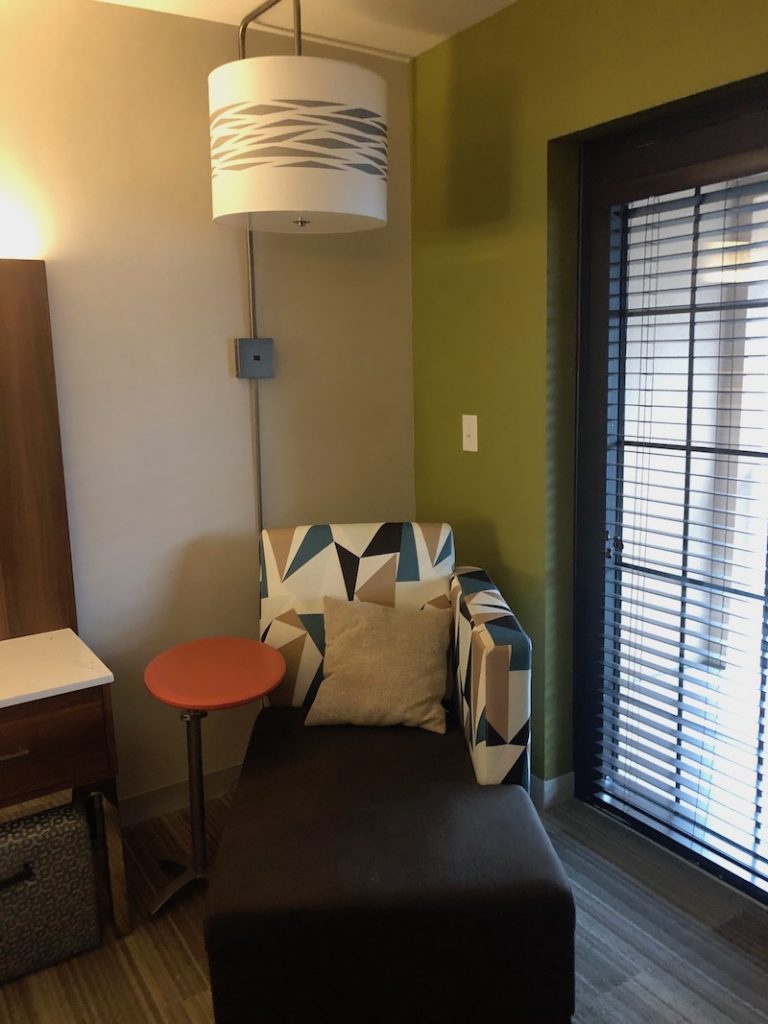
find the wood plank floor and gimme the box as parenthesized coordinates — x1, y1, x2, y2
(546, 801, 768, 1024)
(1, 797, 766, 1023)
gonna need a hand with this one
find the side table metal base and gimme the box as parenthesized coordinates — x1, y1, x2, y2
(149, 709, 208, 916)
(148, 862, 208, 916)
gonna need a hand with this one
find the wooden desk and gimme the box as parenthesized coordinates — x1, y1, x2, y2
(0, 629, 130, 934)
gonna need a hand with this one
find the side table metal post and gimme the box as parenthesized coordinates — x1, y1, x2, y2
(148, 709, 208, 915)
(185, 710, 208, 877)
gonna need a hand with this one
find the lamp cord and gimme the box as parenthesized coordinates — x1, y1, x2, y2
(245, 227, 262, 540)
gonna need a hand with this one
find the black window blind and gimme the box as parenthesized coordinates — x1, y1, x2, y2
(595, 170, 768, 896)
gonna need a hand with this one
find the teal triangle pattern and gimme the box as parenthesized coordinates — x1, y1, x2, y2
(284, 525, 333, 579)
(299, 613, 325, 656)
(485, 621, 521, 647)
(396, 522, 420, 582)
(456, 575, 492, 596)
(435, 532, 453, 568)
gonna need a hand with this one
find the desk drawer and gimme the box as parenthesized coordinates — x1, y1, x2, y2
(0, 688, 114, 804)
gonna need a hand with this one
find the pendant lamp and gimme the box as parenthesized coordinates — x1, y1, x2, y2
(208, 0, 388, 233)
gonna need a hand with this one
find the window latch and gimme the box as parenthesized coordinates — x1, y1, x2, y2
(605, 532, 624, 559)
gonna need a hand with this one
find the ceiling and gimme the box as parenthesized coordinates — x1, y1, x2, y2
(95, 0, 517, 60)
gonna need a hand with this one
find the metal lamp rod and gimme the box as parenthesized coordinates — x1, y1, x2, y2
(238, 0, 303, 60)
(235, 0, 303, 535)
(238, 0, 304, 336)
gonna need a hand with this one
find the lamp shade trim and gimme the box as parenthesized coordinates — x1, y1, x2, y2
(209, 97, 387, 182)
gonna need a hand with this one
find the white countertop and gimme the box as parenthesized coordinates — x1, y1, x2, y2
(0, 628, 114, 709)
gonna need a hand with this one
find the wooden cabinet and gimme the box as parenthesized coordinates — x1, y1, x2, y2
(0, 259, 76, 640)
(0, 630, 130, 935)
(0, 688, 116, 806)
(0, 262, 130, 934)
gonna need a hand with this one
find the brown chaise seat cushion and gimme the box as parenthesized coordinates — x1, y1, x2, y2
(205, 707, 575, 1024)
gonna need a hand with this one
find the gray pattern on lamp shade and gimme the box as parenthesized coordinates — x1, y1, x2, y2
(259, 523, 532, 787)
(210, 98, 387, 181)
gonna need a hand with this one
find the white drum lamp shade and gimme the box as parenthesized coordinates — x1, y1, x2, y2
(208, 56, 387, 233)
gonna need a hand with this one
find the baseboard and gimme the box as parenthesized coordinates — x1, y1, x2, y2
(119, 765, 241, 827)
(530, 771, 575, 811)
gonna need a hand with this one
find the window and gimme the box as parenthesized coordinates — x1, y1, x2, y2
(575, 77, 768, 901)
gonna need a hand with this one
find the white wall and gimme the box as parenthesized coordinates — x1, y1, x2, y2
(0, 0, 414, 799)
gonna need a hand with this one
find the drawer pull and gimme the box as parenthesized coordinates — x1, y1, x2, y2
(0, 747, 30, 763)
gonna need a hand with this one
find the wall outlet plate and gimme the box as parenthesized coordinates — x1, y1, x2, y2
(235, 337, 274, 379)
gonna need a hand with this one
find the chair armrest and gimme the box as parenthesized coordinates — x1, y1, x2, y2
(450, 567, 531, 787)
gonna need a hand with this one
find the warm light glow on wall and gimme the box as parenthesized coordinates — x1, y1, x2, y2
(0, 190, 46, 259)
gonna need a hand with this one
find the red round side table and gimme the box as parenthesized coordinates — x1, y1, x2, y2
(144, 636, 285, 914)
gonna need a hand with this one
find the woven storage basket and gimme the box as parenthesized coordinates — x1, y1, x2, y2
(0, 802, 100, 982)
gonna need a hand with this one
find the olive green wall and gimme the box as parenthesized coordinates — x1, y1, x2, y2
(412, 0, 768, 780)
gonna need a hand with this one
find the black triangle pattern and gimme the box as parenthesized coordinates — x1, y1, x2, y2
(502, 755, 528, 787)
(509, 720, 530, 747)
(335, 544, 359, 601)
(362, 522, 403, 557)
(302, 664, 325, 709)
(485, 719, 507, 747)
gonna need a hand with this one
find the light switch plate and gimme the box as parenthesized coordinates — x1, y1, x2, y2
(462, 414, 478, 452)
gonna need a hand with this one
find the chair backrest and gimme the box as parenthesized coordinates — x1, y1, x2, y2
(260, 522, 454, 707)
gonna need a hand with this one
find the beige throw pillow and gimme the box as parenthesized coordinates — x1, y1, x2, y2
(304, 597, 452, 734)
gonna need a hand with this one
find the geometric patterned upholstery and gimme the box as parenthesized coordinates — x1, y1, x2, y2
(451, 568, 531, 788)
(260, 523, 531, 788)
(260, 523, 454, 708)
